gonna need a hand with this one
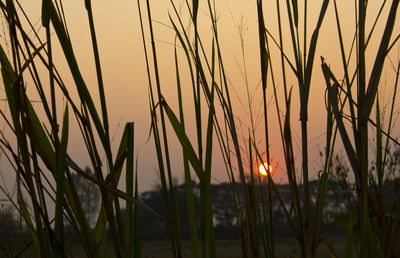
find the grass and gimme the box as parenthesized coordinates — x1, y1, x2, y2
(0, 0, 143, 257)
(0, 0, 399, 257)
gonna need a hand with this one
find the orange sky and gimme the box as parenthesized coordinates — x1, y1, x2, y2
(1, 0, 399, 193)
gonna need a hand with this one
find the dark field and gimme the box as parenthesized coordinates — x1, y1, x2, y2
(140, 238, 346, 258)
(14, 238, 345, 257)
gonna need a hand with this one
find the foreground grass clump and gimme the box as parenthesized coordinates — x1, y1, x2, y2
(0, 0, 144, 257)
(0, 0, 399, 257)
(143, 0, 400, 257)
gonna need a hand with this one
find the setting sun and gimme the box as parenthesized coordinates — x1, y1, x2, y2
(258, 162, 273, 176)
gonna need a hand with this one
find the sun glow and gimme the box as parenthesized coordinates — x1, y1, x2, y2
(258, 162, 273, 176)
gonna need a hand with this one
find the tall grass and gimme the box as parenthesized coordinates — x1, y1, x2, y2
(0, 0, 147, 257)
(321, 1, 400, 256)
(143, 0, 400, 257)
(0, 0, 399, 257)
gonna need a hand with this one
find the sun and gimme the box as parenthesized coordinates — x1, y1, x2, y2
(258, 162, 273, 176)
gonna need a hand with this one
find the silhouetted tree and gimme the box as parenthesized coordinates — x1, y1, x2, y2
(71, 167, 100, 225)
(0, 203, 19, 256)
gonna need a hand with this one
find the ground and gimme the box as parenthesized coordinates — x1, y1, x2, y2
(13, 237, 346, 257)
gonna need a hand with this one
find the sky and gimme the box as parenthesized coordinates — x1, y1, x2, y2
(0, 0, 399, 196)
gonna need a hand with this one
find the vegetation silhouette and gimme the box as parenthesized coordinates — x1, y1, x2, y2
(0, 0, 399, 257)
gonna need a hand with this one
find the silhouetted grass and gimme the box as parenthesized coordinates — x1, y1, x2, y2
(0, 0, 399, 257)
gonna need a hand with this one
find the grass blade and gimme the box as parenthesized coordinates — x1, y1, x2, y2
(54, 106, 69, 256)
(161, 100, 203, 177)
(125, 122, 134, 258)
(360, 0, 399, 124)
(174, 43, 199, 258)
(321, 60, 360, 179)
(48, 1, 111, 162)
(85, 0, 109, 137)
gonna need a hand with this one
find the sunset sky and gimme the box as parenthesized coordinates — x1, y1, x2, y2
(1, 0, 399, 194)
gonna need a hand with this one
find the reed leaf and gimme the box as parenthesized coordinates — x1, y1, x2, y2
(174, 42, 199, 258)
(0, 44, 19, 132)
(48, 1, 111, 161)
(375, 98, 383, 192)
(290, 0, 299, 27)
(85, 0, 109, 137)
(161, 100, 203, 177)
(54, 106, 69, 255)
(24, 97, 56, 170)
(304, 0, 329, 100)
(360, 0, 399, 125)
(332, 0, 358, 139)
(321, 60, 360, 180)
(257, 0, 269, 91)
(41, 0, 50, 27)
(264, 28, 299, 80)
(192, 0, 199, 23)
(125, 122, 134, 258)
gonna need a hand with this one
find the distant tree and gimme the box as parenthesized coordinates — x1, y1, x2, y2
(384, 145, 400, 182)
(324, 153, 356, 223)
(0, 203, 19, 255)
(210, 183, 238, 239)
(210, 183, 236, 227)
(71, 167, 100, 225)
(139, 188, 170, 240)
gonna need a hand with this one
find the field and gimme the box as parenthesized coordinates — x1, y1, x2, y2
(140, 238, 346, 258)
(14, 238, 347, 258)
